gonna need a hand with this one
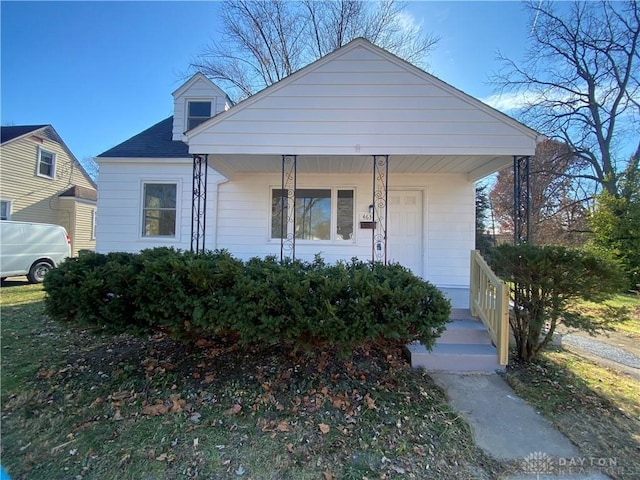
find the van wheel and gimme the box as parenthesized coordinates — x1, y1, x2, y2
(27, 261, 52, 284)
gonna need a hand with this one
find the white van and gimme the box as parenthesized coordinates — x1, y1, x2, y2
(0, 221, 71, 283)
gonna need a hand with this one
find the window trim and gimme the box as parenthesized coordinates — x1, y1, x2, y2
(269, 186, 356, 243)
(186, 99, 214, 130)
(36, 147, 56, 179)
(91, 209, 97, 240)
(140, 180, 180, 240)
(0, 199, 12, 221)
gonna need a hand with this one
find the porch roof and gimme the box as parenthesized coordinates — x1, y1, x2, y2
(204, 153, 512, 182)
(187, 38, 538, 180)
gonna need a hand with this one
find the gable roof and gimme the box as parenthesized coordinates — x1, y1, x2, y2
(186, 37, 538, 144)
(1, 124, 97, 188)
(97, 117, 189, 158)
(172, 72, 233, 105)
(1, 125, 48, 144)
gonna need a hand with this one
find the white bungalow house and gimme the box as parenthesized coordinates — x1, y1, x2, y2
(96, 39, 537, 371)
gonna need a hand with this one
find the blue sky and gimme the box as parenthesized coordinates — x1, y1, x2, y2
(1, 1, 533, 174)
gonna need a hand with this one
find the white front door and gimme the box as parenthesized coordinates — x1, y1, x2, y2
(387, 190, 423, 276)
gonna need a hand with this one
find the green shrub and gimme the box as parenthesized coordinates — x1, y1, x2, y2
(487, 243, 626, 362)
(43, 250, 109, 322)
(44, 249, 451, 351)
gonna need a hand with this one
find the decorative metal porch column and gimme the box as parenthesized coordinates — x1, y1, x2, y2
(513, 155, 531, 244)
(280, 155, 297, 260)
(372, 155, 389, 264)
(191, 154, 208, 253)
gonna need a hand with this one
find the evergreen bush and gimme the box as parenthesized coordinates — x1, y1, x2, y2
(44, 248, 451, 351)
(487, 243, 626, 362)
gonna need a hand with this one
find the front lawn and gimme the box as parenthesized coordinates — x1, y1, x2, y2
(503, 293, 640, 480)
(1, 283, 500, 480)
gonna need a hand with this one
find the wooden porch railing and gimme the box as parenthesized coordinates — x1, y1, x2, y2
(469, 250, 510, 365)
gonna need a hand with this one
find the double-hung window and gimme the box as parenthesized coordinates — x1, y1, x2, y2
(0, 200, 11, 220)
(187, 101, 212, 130)
(271, 188, 354, 241)
(37, 148, 56, 179)
(142, 183, 177, 237)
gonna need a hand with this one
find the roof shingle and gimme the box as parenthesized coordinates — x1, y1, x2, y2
(97, 117, 189, 158)
(1, 125, 48, 144)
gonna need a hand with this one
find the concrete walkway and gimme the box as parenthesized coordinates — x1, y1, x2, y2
(431, 373, 612, 479)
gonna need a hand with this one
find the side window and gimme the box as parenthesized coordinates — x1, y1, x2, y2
(37, 148, 56, 179)
(187, 101, 212, 130)
(142, 183, 177, 237)
(0, 200, 11, 220)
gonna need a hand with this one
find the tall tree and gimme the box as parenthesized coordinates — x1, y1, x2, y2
(490, 139, 589, 246)
(492, 0, 640, 197)
(192, 0, 438, 101)
(588, 149, 640, 290)
(475, 184, 494, 254)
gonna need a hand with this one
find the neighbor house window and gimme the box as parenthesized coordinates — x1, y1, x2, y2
(187, 101, 212, 130)
(0, 200, 11, 220)
(271, 188, 354, 241)
(37, 148, 56, 179)
(142, 183, 177, 237)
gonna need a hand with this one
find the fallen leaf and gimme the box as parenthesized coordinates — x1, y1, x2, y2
(323, 471, 335, 480)
(224, 404, 242, 415)
(318, 423, 330, 434)
(142, 402, 169, 416)
(276, 421, 289, 432)
(113, 409, 124, 421)
(286, 443, 294, 453)
(364, 393, 376, 410)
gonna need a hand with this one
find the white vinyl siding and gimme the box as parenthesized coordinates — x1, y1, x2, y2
(214, 172, 474, 290)
(95, 160, 225, 252)
(187, 42, 537, 157)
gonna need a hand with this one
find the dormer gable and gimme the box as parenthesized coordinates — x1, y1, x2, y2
(172, 72, 232, 141)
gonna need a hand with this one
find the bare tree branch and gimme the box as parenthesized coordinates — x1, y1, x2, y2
(191, 0, 438, 101)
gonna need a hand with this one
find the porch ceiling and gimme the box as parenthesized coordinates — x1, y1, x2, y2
(206, 154, 511, 182)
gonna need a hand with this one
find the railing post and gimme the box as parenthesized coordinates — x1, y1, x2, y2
(469, 250, 478, 316)
(499, 281, 510, 365)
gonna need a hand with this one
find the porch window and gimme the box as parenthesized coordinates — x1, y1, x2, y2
(271, 188, 354, 241)
(142, 183, 177, 237)
(187, 101, 212, 130)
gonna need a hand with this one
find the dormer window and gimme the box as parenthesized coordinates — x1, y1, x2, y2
(187, 101, 212, 130)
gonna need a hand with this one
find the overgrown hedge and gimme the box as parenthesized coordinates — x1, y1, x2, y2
(43, 248, 450, 351)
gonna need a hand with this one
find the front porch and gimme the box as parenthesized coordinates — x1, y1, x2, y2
(409, 250, 510, 372)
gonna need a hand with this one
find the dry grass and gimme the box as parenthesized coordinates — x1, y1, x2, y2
(1, 283, 502, 480)
(504, 348, 640, 480)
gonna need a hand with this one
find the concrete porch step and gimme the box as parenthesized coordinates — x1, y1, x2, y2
(439, 319, 493, 345)
(407, 342, 505, 373)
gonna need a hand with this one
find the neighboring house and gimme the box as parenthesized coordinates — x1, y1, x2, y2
(96, 38, 538, 309)
(0, 125, 98, 256)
